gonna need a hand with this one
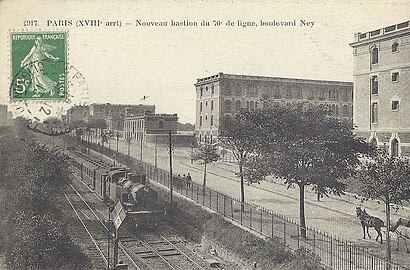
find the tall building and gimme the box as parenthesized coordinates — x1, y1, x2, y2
(195, 73, 353, 144)
(350, 20, 410, 156)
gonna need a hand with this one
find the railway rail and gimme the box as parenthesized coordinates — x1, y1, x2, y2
(63, 152, 210, 270)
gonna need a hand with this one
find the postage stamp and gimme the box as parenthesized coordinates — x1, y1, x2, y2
(10, 32, 67, 101)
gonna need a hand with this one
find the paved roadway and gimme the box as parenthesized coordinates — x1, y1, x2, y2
(80, 136, 410, 266)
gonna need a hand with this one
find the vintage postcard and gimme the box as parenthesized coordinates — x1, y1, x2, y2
(0, 1, 410, 270)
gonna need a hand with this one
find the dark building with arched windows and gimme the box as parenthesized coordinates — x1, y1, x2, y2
(195, 73, 353, 146)
(350, 20, 410, 156)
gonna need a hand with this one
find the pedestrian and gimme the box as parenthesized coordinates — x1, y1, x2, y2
(187, 173, 192, 188)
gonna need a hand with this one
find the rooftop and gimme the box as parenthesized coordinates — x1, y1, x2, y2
(195, 73, 353, 86)
(350, 20, 410, 46)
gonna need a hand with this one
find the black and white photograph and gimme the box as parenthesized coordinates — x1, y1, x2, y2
(0, 0, 409, 269)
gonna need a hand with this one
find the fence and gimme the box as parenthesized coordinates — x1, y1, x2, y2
(83, 140, 407, 270)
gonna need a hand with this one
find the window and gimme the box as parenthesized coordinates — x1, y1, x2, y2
(235, 100, 241, 111)
(392, 72, 399, 82)
(371, 102, 378, 124)
(370, 138, 377, 146)
(372, 47, 378, 64)
(392, 100, 399, 111)
(225, 100, 231, 112)
(342, 105, 348, 117)
(273, 88, 281, 99)
(246, 101, 250, 110)
(225, 87, 232, 96)
(391, 139, 399, 157)
(211, 84, 215, 94)
(159, 120, 164, 129)
(371, 76, 378, 95)
(296, 89, 302, 99)
(250, 101, 255, 110)
(235, 87, 241, 96)
(205, 101, 208, 106)
(206, 86, 208, 92)
(343, 90, 349, 101)
(199, 134, 202, 142)
(211, 115, 214, 126)
(392, 42, 399, 52)
(211, 100, 214, 110)
(200, 87, 203, 97)
(286, 88, 292, 98)
(308, 89, 314, 100)
(319, 89, 326, 100)
(200, 116, 202, 126)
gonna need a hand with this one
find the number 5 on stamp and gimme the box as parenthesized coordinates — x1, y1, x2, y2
(10, 32, 67, 101)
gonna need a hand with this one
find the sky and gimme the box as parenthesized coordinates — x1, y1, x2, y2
(0, 0, 409, 124)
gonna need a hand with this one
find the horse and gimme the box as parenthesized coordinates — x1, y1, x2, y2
(355, 207, 384, 244)
(390, 220, 410, 253)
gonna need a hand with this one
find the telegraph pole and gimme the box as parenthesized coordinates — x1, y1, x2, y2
(169, 130, 173, 203)
(154, 136, 158, 168)
(116, 131, 119, 152)
(140, 134, 143, 161)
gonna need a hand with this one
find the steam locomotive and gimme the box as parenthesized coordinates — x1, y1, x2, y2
(70, 151, 165, 229)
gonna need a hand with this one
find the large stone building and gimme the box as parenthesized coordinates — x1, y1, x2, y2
(350, 20, 410, 156)
(65, 103, 155, 130)
(195, 73, 354, 144)
(89, 103, 155, 120)
(124, 112, 184, 145)
(66, 105, 90, 124)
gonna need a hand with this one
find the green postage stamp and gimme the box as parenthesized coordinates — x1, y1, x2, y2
(10, 32, 67, 101)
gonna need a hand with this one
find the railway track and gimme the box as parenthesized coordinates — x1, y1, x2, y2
(63, 153, 210, 270)
(63, 185, 110, 269)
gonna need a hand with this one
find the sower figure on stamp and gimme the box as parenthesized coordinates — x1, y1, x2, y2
(20, 36, 60, 97)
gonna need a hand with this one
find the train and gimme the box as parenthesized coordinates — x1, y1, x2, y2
(69, 150, 166, 229)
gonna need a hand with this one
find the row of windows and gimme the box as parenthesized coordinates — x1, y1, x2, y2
(371, 72, 400, 95)
(224, 100, 259, 112)
(200, 85, 215, 96)
(198, 133, 215, 144)
(223, 88, 352, 101)
(371, 100, 400, 124)
(199, 115, 214, 127)
(328, 104, 352, 117)
(370, 138, 400, 157)
(200, 100, 214, 112)
(371, 42, 400, 65)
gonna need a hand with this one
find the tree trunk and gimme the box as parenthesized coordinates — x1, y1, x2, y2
(386, 201, 392, 270)
(239, 163, 245, 212)
(299, 182, 307, 239)
(203, 163, 207, 188)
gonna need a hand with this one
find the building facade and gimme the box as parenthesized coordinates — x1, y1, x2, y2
(350, 20, 410, 156)
(89, 103, 155, 119)
(66, 105, 90, 123)
(195, 73, 353, 144)
(123, 112, 178, 142)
